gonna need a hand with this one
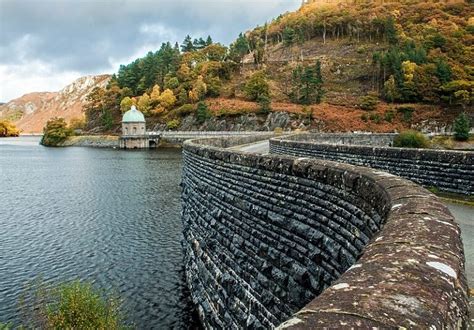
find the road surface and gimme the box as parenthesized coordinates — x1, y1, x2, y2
(230, 140, 270, 154)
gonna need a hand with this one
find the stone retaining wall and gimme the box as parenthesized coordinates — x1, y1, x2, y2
(285, 133, 397, 146)
(160, 131, 273, 146)
(270, 134, 474, 196)
(181, 136, 469, 329)
(59, 135, 119, 148)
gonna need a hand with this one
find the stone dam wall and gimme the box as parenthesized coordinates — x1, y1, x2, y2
(181, 135, 469, 329)
(270, 133, 474, 196)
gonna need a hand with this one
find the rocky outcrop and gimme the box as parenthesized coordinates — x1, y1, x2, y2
(0, 75, 111, 133)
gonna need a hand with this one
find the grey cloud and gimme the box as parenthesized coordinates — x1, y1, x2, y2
(0, 0, 299, 73)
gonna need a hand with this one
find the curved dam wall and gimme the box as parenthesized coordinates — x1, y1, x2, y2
(270, 133, 474, 196)
(181, 136, 469, 328)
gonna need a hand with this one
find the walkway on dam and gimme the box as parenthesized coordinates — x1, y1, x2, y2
(447, 203, 474, 325)
(229, 139, 270, 154)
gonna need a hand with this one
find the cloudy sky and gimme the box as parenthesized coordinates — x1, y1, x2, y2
(0, 0, 300, 102)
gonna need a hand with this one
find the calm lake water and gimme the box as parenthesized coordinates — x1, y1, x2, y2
(1, 136, 472, 327)
(0, 136, 197, 328)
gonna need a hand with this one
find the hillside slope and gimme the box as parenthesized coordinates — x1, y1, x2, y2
(0, 75, 111, 133)
(79, 0, 471, 134)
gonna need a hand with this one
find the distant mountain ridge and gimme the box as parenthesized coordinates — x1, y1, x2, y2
(0, 75, 111, 133)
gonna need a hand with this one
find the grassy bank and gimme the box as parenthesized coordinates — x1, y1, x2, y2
(429, 188, 474, 207)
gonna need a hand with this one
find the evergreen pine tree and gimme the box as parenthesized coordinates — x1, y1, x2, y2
(229, 33, 250, 62)
(453, 112, 471, 141)
(193, 37, 207, 50)
(206, 35, 213, 46)
(314, 60, 324, 104)
(181, 35, 194, 52)
(196, 102, 211, 124)
(291, 60, 324, 105)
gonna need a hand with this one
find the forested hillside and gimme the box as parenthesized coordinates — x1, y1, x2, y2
(84, 0, 473, 133)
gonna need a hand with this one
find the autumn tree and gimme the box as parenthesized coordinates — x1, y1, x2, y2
(158, 89, 177, 110)
(120, 97, 134, 113)
(137, 93, 151, 115)
(400, 60, 417, 101)
(0, 120, 19, 137)
(189, 76, 207, 103)
(203, 44, 227, 62)
(40, 117, 73, 146)
(177, 64, 193, 83)
(150, 84, 161, 107)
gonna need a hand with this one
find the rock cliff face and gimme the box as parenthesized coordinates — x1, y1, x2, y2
(0, 75, 111, 133)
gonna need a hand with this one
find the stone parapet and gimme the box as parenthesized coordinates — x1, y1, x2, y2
(270, 133, 474, 195)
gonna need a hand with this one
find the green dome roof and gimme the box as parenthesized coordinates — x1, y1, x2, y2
(122, 105, 145, 123)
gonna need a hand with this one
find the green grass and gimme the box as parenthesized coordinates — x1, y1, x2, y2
(427, 187, 474, 207)
(18, 279, 130, 329)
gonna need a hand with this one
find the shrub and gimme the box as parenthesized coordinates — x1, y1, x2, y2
(397, 106, 415, 122)
(257, 95, 271, 115)
(166, 119, 180, 130)
(384, 110, 395, 123)
(359, 93, 379, 111)
(274, 127, 283, 134)
(173, 104, 195, 117)
(369, 113, 381, 124)
(244, 71, 270, 101)
(356, 45, 368, 54)
(394, 130, 430, 148)
(40, 117, 73, 146)
(361, 113, 368, 122)
(19, 280, 126, 329)
(453, 112, 470, 141)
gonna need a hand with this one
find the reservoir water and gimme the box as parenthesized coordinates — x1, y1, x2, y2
(0, 136, 197, 328)
(1, 136, 472, 327)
